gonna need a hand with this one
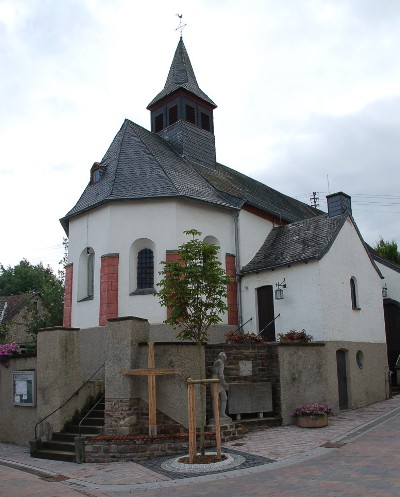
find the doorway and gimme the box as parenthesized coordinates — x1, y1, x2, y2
(257, 285, 276, 341)
(336, 349, 349, 409)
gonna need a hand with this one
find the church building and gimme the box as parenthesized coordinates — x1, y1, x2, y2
(60, 37, 388, 407)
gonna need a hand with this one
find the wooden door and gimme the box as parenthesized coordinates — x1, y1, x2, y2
(257, 285, 276, 341)
(336, 350, 349, 410)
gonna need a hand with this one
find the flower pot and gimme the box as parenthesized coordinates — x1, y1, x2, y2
(297, 413, 328, 428)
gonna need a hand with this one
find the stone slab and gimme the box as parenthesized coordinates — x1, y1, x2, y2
(228, 382, 273, 415)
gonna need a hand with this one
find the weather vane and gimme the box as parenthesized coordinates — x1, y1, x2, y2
(175, 14, 187, 38)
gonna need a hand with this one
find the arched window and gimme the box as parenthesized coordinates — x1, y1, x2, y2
(129, 239, 155, 295)
(137, 248, 154, 290)
(78, 247, 95, 301)
(350, 277, 359, 310)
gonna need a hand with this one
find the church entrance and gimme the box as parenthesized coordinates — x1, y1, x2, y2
(336, 349, 349, 409)
(257, 285, 276, 341)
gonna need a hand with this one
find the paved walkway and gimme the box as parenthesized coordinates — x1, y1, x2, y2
(0, 395, 400, 496)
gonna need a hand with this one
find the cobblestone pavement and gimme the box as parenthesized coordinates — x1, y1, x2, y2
(0, 395, 399, 496)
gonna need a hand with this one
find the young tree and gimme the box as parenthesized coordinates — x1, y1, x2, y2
(157, 229, 232, 455)
(374, 238, 400, 264)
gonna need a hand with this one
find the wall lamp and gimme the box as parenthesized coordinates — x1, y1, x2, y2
(382, 284, 388, 298)
(275, 278, 286, 300)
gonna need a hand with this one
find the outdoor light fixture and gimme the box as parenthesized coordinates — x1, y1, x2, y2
(275, 278, 286, 300)
(382, 284, 388, 298)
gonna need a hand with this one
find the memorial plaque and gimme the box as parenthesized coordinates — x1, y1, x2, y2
(12, 371, 36, 406)
(228, 382, 272, 417)
(239, 360, 252, 376)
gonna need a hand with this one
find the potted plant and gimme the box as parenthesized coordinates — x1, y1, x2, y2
(225, 331, 267, 344)
(290, 403, 334, 428)
(277, 329, 313, 343)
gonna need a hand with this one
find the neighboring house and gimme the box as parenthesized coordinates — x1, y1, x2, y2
(59, 38, 388, 409)
(0, 294, 42, 344)
(368, 246, 400, 385)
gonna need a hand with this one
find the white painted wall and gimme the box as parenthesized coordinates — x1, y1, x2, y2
(319, 218, 386, 343)
(376, 261, 400, 303)
(237, 209, 274, 267)
(67, 199, 238, 328)
(241, 262, 324, 337)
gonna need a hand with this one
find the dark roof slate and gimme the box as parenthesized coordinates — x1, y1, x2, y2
(367, 245, 400, 274)
(60, 120, 235, 232)
(0, 294, 38, 324)
(192, 161, 321, 223)
(241, 215, 346, 273)
(147, 38, 216, 109)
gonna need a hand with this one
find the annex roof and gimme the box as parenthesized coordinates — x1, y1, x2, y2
(242, 214, 347, 273)
(242, 214, 383, 277)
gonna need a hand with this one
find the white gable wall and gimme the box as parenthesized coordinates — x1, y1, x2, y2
(319, 218, 385, 343)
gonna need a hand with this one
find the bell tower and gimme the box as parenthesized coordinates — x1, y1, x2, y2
(147, 38, 217, 168)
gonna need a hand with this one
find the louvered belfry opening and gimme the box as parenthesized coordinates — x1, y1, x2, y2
(169, 105, 178, 125)
(201, 112, 210, 131)
(186, 104, 196, 125)
(155, 114, 164, 133)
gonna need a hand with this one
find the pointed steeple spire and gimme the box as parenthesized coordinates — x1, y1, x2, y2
(147, 38, 216, 109)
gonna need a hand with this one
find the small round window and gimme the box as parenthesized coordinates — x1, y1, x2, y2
(356, 350, 364, 369)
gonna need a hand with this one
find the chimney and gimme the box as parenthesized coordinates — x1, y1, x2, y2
(326, 192, 352, 217)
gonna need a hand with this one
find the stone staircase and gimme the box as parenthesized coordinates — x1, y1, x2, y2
(33, 397, 105, 462)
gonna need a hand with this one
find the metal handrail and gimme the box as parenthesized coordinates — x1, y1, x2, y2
(232, 317, 253, 334)
(78, 393, 105, 437)
(34, 362, 105, 440)
(259, 313, 281, 335)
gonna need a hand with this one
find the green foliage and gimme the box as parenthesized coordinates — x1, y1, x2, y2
(374, 238, 400, 264)
(157, 229, 232, 345)
(0, 259, 64, 342)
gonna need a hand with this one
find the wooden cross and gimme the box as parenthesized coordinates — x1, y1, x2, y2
(120, 341, 181, 436)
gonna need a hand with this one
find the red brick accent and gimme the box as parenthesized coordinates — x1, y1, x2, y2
(165, 251, 181, 319)
(99, 254, 119, 326)
(63, 263, 73, 327)
(225, 254, 238, 325)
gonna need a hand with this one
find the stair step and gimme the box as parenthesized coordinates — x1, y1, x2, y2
(77, 417, 105, 426)
(41, 440, 76, 452)
(34, 449, 76, 463)
(64, 424, 103, 435)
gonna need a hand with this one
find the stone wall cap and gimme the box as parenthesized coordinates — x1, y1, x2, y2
(108, 316, 148, 323)
(38, 326, 80, 332)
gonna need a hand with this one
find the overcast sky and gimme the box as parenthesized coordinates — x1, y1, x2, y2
(1, 0, 400, 273)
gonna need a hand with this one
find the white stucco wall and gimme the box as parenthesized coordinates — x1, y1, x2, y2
(237, 209, 274, 266)
(376, 261, 400, 303)
(319, 218, 386, 343)
(67, 199, 237, 328)
(241, 262, 324, 337)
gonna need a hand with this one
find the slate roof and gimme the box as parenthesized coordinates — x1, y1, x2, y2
(0, 294, 38, 324)
(367, 244, 400, 274)
(241, 215, 347, 273)
(147, 38, 217, 109)
(60, 120, 236, 233)
(192, 161, 320, 223)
